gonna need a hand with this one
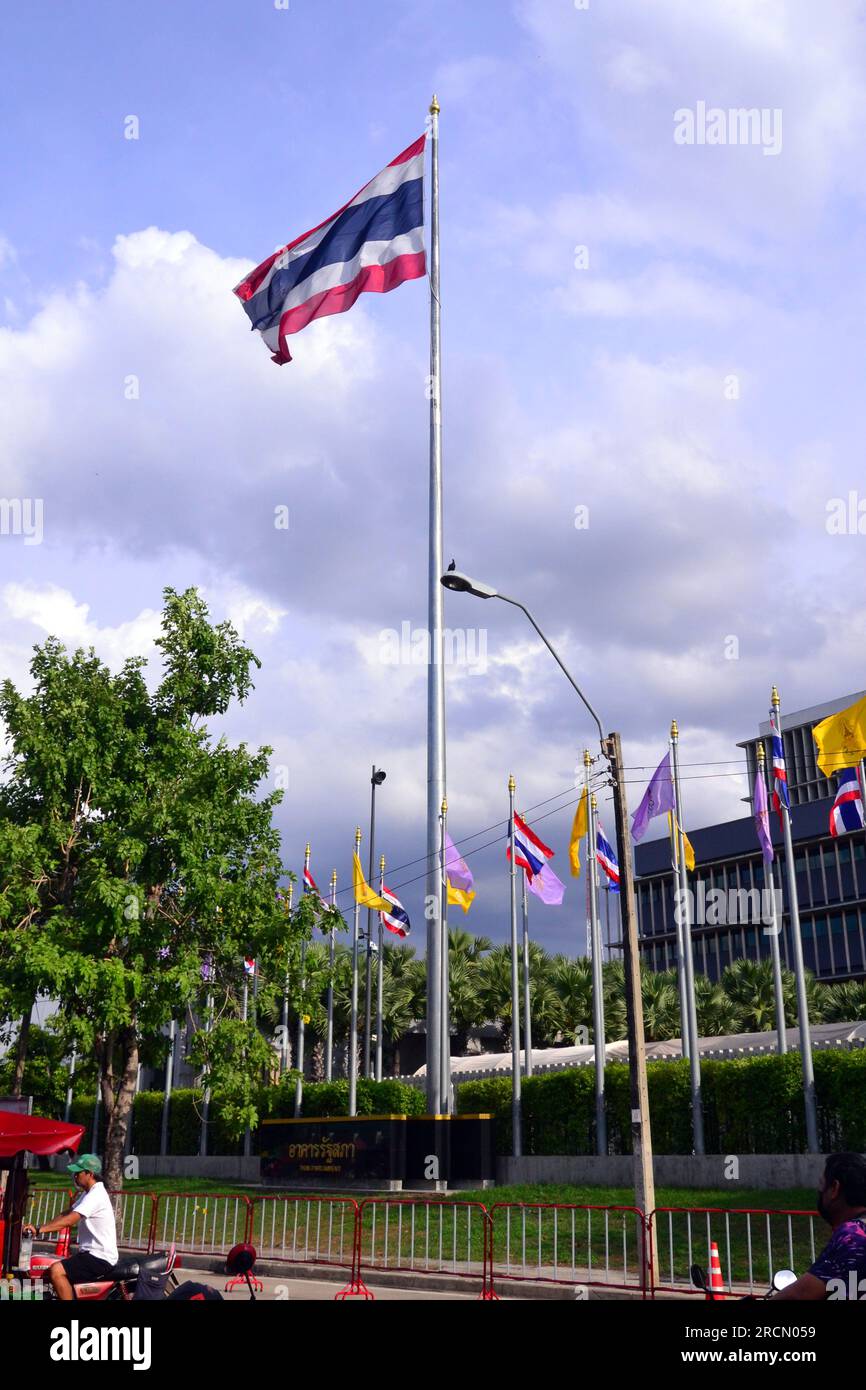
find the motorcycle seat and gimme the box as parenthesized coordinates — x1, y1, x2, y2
(111, 1251, 169, 1281)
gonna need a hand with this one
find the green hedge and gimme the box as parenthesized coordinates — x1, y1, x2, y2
(457, 1049, 866, 1155)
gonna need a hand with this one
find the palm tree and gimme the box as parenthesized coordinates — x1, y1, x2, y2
(819, 978, 866, 1022)
(639, 968, 681, 1042)
(720, 958, 787, 1033)
(448, 927, 493, 961)
(548, 955, 594, 1043)
(693, 973, 740, 1038)
(475, 946, 517, 1046)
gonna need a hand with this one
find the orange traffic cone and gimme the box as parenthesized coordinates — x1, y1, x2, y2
(707, 1241, 726, 1300)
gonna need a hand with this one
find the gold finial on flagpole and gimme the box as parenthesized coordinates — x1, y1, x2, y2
(591, 793, 597, 809)
(771, 685, 780, 709)
(330, 869, 337, 888)
(583, 749, 592, 768)
(430, 94, 440, 115)
(670, 719, 679, 739)
(355, 826, 362, 848)
(757, 742, 766, 765)
(379, 854, 386, 874)
(441, 798, 447, 815)
(508, 774, 516, 793)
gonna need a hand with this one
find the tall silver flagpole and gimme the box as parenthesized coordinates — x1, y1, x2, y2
(771, 687, 818, 1150)
(326, 871, 336, 1081)
(586, 770, 606, 1155)
(508, 774, 522, 1156)
(349, 827, 362, 1116)
(294, 845, 310, 1117)
(669, 812, 691, 1059)
(160, 1021, 175, 1157)
(242, 962, 251, 1158)
(521, 869, 533, 1077)
(425, 94, 445, 1117)
(280, 881, 293, 1076)
(376, 854, 385, 1083)
(64, 1046, 77, 1125)
(757, 742, 787, 1055)
(440, 799, 451, 1110)
(670, 720, 704, 1155)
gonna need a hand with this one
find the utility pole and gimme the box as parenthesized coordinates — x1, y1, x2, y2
(604, 732, 656, 1281)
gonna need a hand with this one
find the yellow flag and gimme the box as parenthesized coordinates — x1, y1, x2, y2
(447, 882, 476, 914)
(352, 853, 391, 913)
(813, 694, 866, 776)
(668, 813, 695, 872)
(569, 787, 588, 878)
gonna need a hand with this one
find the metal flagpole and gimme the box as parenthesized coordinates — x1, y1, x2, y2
(587, 783, 607, 1154)
(365, 772, 380, 1079)
(425, 94, 445, 1117)
(440, 799, 451, 1110)
(160, 1021, 175, 1157)
(64, 1046, 77, 1125)
(521, 869, 533, 1077)
(757, 742, 787, 1055)
(349, 827, 362, 1116)
(243, 959, 254, 1158)
(376, 855, 385, 1083)
(670, 720, 704, 1155)
(508, 774, 522, 1156)
(199, 918, 216, 1157)
(771, 687, 818, 1151)
(280, 882, 293, 1076)
(294, 846, 311, 1117)
(669, 810, 691, 1059)
(326, 871, 336, 1081)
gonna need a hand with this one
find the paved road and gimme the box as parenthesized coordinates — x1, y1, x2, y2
(218, 1272, 482, 1301)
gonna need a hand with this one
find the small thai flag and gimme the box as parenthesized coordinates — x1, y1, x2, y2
(770, 713, 790, 824)
(596, 822, 620, 890)
(380, 885, 411, 939)
(830, 768, 865, 838)
(508, 812, 554, 881)
(243, 957, 256, 977)
(303, 866, 319, 897)
(234, 136, 426, 364)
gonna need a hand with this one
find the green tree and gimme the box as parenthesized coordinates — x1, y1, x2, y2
(0, 587, 315, 1188)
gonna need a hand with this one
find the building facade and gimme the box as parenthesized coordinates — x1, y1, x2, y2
(634, 693, 866, 985)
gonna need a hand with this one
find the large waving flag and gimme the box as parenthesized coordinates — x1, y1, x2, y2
(303, 865, 319, 896)
(830, 768, 865, 838)
(233, 136, 426, 364)
(631, 753, 676, 842)
(813, 694, 866, 777)
(596, 821, 620, 890)
(507, 813, 564, 906)
(380, 884, 411, 938)
(569, 788, 588, 878)
(352, 853, 391, 914)
(769, 713, 789, 826)
(444, 831, 476, 914)
(753, 768, 774, 864)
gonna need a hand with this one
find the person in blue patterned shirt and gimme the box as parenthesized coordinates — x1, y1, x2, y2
(772, 1152, 866, 1301)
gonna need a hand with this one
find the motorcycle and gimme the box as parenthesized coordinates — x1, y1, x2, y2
(690, 1263, 798, 1299)
(22, 1242, 179, 1301)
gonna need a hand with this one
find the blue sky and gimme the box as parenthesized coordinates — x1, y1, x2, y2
(2, 0, 866, 953)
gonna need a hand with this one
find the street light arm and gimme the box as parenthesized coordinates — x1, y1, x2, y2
(494, 591, 606, 748)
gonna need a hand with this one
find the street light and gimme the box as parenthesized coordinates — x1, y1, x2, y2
(440, 566, 657, 1240)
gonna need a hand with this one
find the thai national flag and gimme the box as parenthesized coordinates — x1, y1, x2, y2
(507, 813, 554, 880)
(243, 957, 256, 977)
(233, 136, 426, 364)
(303, 866, 319, 897)
(830, 768, 865, 838)
(380, 885, 411, 939)
(770, 713, 789, 825)
(596, 822, 620, 890)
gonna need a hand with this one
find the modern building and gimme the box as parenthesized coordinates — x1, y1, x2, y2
(634, 693, 866, 984)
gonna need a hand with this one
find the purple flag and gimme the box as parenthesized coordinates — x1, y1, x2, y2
(527, 861, 565, 906)
(754, 769, 774, 865)
(444, 831, 474, 893)
(631, 752, 676, 842)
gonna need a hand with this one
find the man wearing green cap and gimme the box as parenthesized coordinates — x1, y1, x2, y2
(23, 1153, 119, 1299)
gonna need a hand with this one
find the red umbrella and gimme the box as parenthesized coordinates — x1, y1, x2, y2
(0, 1109, 85, 1158)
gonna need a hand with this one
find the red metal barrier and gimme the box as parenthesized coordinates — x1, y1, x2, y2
(489, 1202, 649, 1299)
(151, 1191, 253, 1256)
(106, 1189, 159, 1253)
(249, 1194, 359, 1274)
(647, 1205, 820, 1299)
(352, 1197, 495, 1300)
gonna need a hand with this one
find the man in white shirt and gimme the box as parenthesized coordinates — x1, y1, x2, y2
(24, 1153, 119, 1299)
